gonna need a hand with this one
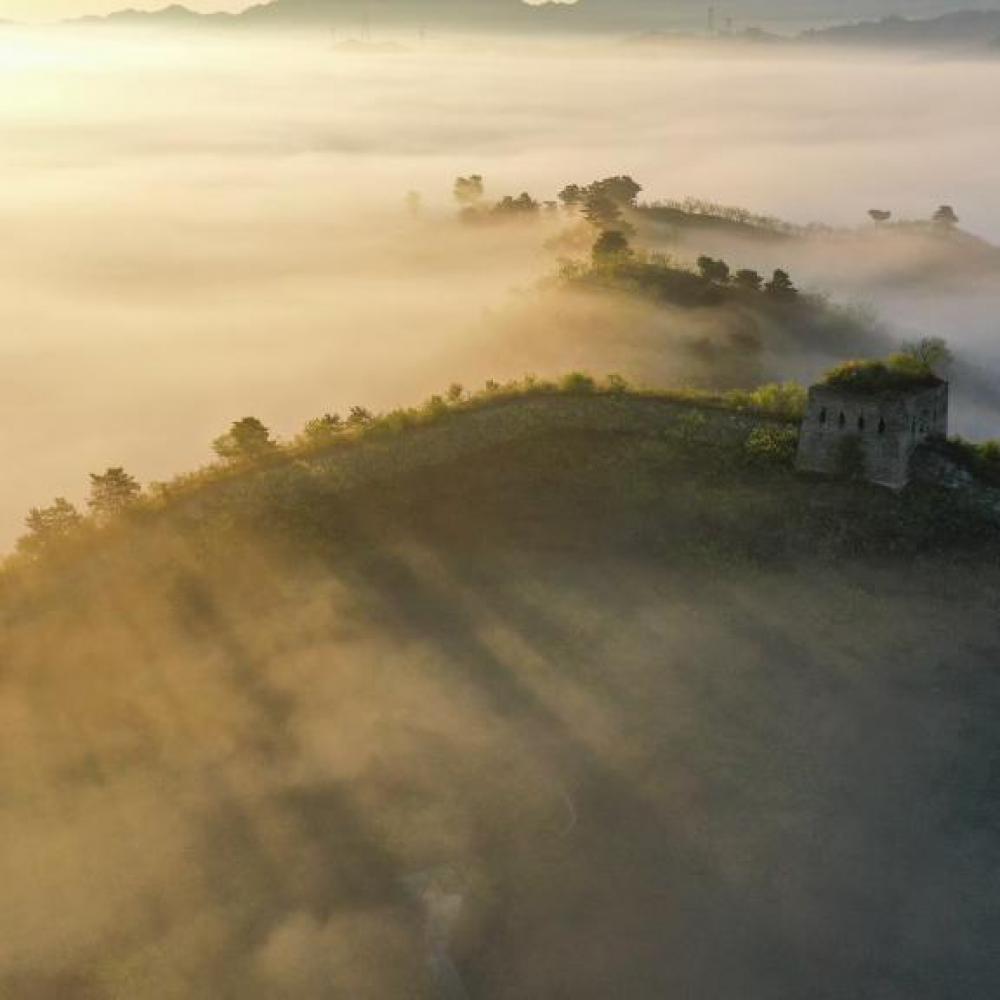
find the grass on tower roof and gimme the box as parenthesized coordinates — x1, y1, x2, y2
(822, 355, 943, 394)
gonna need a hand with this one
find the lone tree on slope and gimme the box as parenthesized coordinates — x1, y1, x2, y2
(902, 336, 953, 374)
(932, 205, 959, 229)
(734, 268, 763, 291)
(765, 268, 798, 301)
(20, 497, 82, 552)
(88, 468, 141, 518)
(589, 175, 643, 208)
(697, 256, 731, 283)
(558, 183, 585, 210)
(213, 417, 278, 463)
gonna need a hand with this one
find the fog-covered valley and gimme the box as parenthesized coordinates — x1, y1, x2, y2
(3, 25, 1000, 999)
(2, 32, 1000, 544)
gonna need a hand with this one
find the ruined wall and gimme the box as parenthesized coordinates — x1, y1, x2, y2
(796, 383, 949, 489)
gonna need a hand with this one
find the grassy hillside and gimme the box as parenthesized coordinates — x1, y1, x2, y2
(3, 393, 1000, 999)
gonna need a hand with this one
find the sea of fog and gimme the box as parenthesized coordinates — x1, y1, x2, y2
(1, 30, 999, 546)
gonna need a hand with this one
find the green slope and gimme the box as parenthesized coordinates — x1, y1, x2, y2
(2, 395, 1000, 999)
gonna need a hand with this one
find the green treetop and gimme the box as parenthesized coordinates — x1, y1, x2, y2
(88, 468, 141, 518)
(213, 417, 278, 463)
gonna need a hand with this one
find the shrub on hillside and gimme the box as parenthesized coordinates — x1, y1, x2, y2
(744, 425, 799, 467)
(560, 372, 597, 393)
(605, 373, 631, 394)
(743, 382, 807, 419)
(943, 438, 1000, 486)
(421, 395, 451, 421)
(298, 414, 343, 448)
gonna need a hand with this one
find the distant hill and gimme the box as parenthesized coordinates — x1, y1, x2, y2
(60, 1, 1000, 48)
(238, 0, 562, 29)
(65, 0, 582, 32)
(68, 3, 235, 26)
(801, 9, 1000, 49)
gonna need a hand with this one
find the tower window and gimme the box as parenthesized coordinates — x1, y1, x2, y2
(878, 417, 886, 435)
(858, 415, 866, 432)
(838, 412, 846, 429)
(819, 407, 827, 425)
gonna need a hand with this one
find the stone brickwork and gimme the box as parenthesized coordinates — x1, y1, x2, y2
(796, 380, 949, 489)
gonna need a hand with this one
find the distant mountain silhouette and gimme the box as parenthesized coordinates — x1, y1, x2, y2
(802, 9, 1000, 48)
(67, 0, 583, 31)
(68, 4, 233, 25)
(240, 0, 541, 26)
(61, 0, 1000, 46)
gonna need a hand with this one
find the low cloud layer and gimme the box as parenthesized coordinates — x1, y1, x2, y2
(1, 32, 1000, 545)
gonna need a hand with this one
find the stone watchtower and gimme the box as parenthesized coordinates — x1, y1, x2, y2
(796, 363, 949, 489)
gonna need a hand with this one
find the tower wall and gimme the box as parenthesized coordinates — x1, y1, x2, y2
(795, 382, 949, 489)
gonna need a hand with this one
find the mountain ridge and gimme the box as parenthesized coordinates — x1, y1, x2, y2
(58, 1, 1000, 50)
(63, 0, 581, 31)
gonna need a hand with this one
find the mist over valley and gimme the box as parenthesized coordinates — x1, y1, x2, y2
(3, 32, 1000, 542)
(2, 14, 1000, 1000)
